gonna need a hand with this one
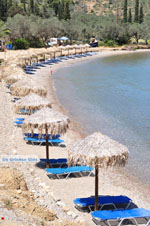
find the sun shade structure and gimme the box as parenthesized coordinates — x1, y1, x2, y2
(22, 108, 70, 168)
(68, 132, 129, 211)
(59, 36, 69, 41)
(4, 72, 26, 85)
(14, 94, 52, 114)
(10, 77, 47, 97)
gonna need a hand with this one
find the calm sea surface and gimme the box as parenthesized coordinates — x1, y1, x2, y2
(53, 51, 150, 185)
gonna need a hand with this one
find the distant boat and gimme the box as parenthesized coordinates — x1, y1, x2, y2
(89, 37, 98, 47)
(89, 42, 98, 47)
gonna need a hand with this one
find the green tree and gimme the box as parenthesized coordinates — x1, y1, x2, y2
(64, 2, 71, 20)
(7, 5, 25, 17)
(0, 0, 8, 21)
(0, 20, 10, 37)
(30, 0, 34, 14)
(128, 8, 132, 23)
(139, 5, 144, 24)
(129, 23, 143, 43)
(8, 0, 12, 9)
(134, 0, 139, 23)
(58, 0, 64, 20)
(34, 2, 40, 16)
(123, 0, 128, 23)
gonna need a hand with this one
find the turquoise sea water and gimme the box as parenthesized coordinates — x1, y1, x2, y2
(53, 51, 150, 185)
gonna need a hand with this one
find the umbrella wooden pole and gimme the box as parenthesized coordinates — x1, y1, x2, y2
(95, 164, 99, 211)
(45, 124, 50, 168)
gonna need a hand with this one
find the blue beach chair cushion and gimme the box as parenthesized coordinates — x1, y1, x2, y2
(24, 137, 64, 144)
(24, 133, 60, 139)
(16, 118, 24, 121)
(46, 166, 94, 179)
(74, 195, 132, 210)
(14, 121, 23, 125)
(40, 158, 67, 167)
(40, 158, 67, 164)
(91, 208, 150, 226)
(20, 109, 37, 113)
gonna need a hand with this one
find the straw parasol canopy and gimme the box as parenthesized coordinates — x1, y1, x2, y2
(58, 46, 66, 56)
(22, 107, 70, 135)
(4, 72, 26, 85)
(14, 94, 52, 114)
(68, 132, 129, 210)
(10, 77, 47, 97)
(1, 64, 25, 80)
(65, 45, 74, 55)
(73, 44, 80, 54)
(22, 107, 70, 167)
(84, 44, 90, 53)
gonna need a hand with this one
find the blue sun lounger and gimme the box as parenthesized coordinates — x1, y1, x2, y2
(25, 70, 35, 75)
(91, 208, 150, 226)
(20, 109, 37, 114)
(24, 137, 64, 145)
(46, 166, 94, 179)
(16, 118, 24, 121)
(74, 195, 132, 212)
(14, 121, 23, 126)
(12, 97, 20, 102)
(24, 133, 60, 139)
(40, 158, 67, 167)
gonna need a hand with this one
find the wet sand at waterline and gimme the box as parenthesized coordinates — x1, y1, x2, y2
(0, 49, 150, 225)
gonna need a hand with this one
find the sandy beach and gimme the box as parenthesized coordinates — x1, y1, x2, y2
(0, 48, 150, 225)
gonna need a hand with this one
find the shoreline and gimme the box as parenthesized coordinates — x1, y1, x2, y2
(34, 48, 150, 196)
(47, 48, 150, 138)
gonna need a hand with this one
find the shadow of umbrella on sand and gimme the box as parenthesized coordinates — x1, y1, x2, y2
(14, 93, 52, 114)
(68, 132, 129, 210)
(10, 77, 47, 97)
(22, 107, 70, 168)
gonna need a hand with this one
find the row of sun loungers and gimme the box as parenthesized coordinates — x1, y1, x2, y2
(12, 51, 150, 225)
(24, 52, 97, 74)
(43, 160, 150, 225)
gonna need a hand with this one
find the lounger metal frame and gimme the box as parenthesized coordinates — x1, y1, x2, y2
(40, 159, 67, 168)
(75, 197, 132, 212)
(88, 201, 131, 212)
(47, 168, 93, 179)
(24, 137, 64, 146)
(93, 216, 150, 226)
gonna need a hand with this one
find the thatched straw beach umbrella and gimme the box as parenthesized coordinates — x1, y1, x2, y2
(22, 108, 70, 168)
(10, 77, 47, 97)
(58, 46, 66, 56)
(68, 132, 129, 210)
(14, 94, 52, 114)
(73, 44, 80, 55)
(65, 45, 74, 55)
(84, 44, 90, 53)
(4, 72, 26, 85)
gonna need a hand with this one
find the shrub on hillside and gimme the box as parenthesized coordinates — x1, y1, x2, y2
(28, 38, 44, 48)
(14, 38, 29, 49)
(99, 40, 117, 47)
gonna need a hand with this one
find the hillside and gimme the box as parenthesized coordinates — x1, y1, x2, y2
(0, 0, 150, 21)
(76, 0, 150, 16)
